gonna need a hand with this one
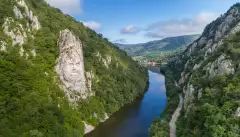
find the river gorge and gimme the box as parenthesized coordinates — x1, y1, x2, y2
(86, 68, 167, 137)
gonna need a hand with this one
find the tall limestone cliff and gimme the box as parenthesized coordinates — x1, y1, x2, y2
(179, 3, 240, 113)
(0, 0, 148, 136)
(150, 3, 240, 137)
(55, 29, 89, 102)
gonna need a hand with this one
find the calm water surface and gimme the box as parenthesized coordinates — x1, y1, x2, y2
(86, 69, 167, 137)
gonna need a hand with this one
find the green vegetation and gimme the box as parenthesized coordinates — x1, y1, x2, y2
(149, 54, 184, 137)
(116, 35, 199, 63)
(176, 31, 240, 137)
(149, 4, 240, 137)
(133, 47, 186, 64)
(149, 118, 169, 137)
(0, 0, 148, 136)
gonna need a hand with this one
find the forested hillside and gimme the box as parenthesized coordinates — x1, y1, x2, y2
(0, 0, 148, 136)
(115, 35, 199, 63)
(149, 3, 240, 137)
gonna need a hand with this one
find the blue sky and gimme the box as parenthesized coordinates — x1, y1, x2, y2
(46, 0, 239, 44)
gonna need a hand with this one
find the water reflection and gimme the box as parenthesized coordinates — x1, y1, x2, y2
(86, 69, 167, 137)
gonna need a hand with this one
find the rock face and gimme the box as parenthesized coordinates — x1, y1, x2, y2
(2, 0, 41, 56)
(13, 5, 23, 19)
(0, 41, 7, 51)
(207, 54, 235, 76)
(83, 121, 95, 134)
(178, 4, 240, 113)
(95, 52, 112, 68)
(16, 0, 41, 31)
(86, 71, 94, 92)
(56, 29, 89, 102)
(183, 84, 195, 110)
(100, 113, 109, 122)
(2, 17, 27, 46)
(235, 107, 240, 117)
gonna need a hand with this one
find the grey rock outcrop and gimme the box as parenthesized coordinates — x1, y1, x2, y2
(83, 121, 95, 134)
(56, 29, 89, 102)
(235, 107, 240, 117)
(2, 17, 27, 46)
(193, 62, 202, 70)
(16, 0, 41, 31)
(13, 5, 23, 19)
(2, 0, 41, 56)
(0, 41, 7, 51)
(183, 83, 195, 110)
(95, 52, 112, 68)
(186, 42, 197, 57)
(207, 54, 235, 76)
(86, 71, 94, 92)
(178, 6, 240, 116)
(103, 55, 112, 68)
(100, 113, 109, 123)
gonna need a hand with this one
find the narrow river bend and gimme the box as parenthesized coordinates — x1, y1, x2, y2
(86, 69, 167, 137)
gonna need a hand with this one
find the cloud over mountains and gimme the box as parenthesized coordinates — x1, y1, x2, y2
(121, 12, 218, 38)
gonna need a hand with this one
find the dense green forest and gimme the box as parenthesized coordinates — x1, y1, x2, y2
(176, 30, 240, 137)
(149, 3, 240, 137)
(0, 0, 148, 136)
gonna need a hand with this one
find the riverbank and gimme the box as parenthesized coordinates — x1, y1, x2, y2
(169, 94, 183, 137)
(86, 70, 167, 137)
(149, 62, 182, 137)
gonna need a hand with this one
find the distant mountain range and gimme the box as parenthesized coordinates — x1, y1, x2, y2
(115, 35, 200, 56)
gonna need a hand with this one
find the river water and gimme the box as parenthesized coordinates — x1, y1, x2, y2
(86, 69, 167, 137)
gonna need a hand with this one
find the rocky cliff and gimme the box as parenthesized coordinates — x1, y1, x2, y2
(149, 3, 240, 137)
(0, 0, 148, 136)
(56, 29, 89, 102)
(166, 3, 240, 137)
(179, 4, 240, 113)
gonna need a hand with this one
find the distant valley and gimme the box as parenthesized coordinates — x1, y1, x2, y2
(115, 35, 200, 63)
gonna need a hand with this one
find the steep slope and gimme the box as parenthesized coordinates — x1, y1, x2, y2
(149, 3, 240, 137)
(115, 35, 200, 56)
(0, 0, 148, 136)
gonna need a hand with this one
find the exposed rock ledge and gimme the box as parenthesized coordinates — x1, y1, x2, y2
(83, 113, 109, 134)
(83, 121, 95, 134)
(235, 107, 240, 117)
(206, 54, 235, 76)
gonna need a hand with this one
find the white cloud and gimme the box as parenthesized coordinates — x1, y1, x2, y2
(45, 0, 82, 15)
(83, 21, 101, 30)
(145, 12, 219, 38)
(121, 25, 141, 34)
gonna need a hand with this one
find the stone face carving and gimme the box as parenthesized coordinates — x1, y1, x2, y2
(56, 29, 88, 101)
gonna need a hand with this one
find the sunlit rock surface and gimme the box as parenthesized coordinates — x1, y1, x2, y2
(56, 29, 89, 102)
